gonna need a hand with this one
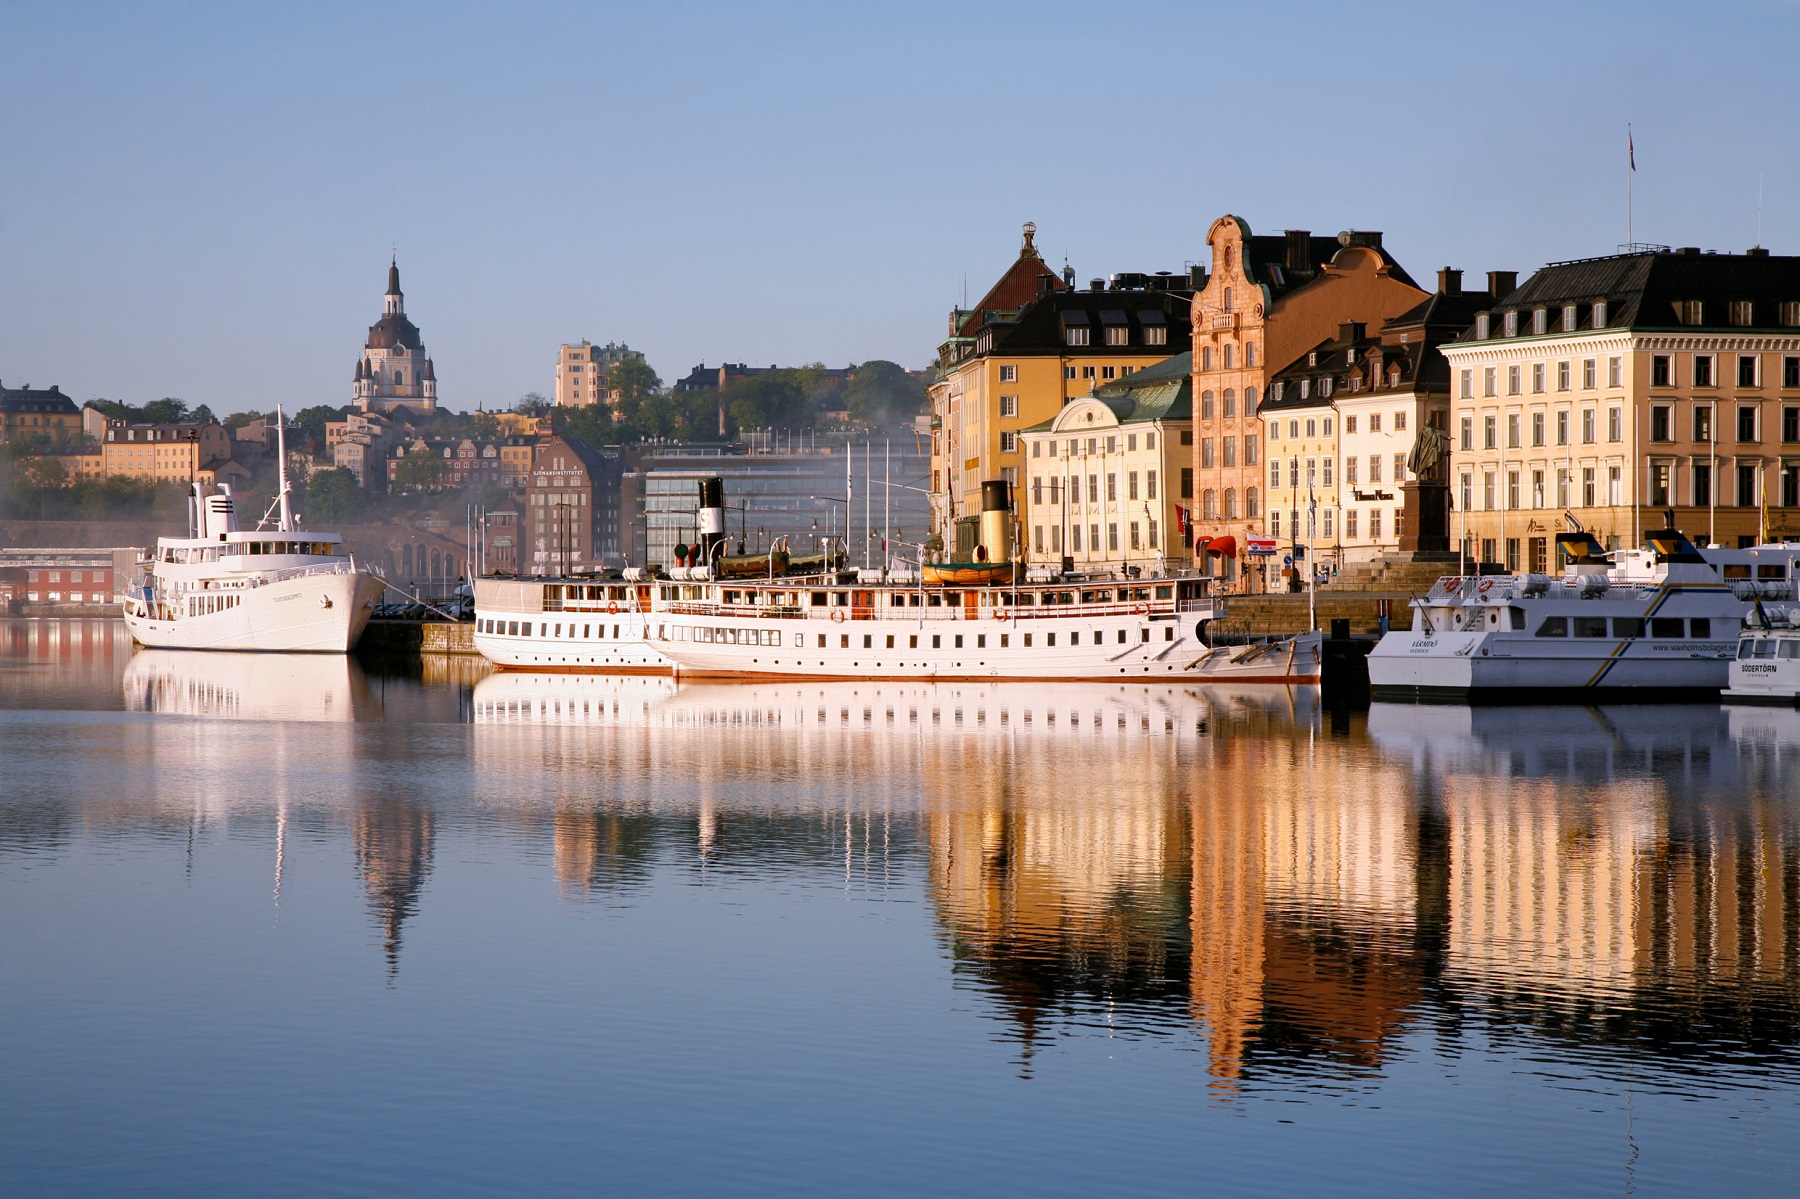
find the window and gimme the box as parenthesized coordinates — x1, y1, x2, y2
(1081, 366, 1096, 380)
(1695, 355, 1714, 387)
(1459, 369, 1473, 399)
(999, 365, 1017, 382)
(1532, 363, 1546, 393)
(1787, 357, 1800, 388)
(1201, 390, 1215, 419)
(1532, 309, 1547, 335)
(1536, 616, 1569, 638)
(1504, 311, 1519, 337)
(1323, 457, 1333, 486)
(1739, 463, 1759, 507)
(1460, 473, 1473, 511)
(1786, 406, 1800, 443)
(1556, 411, 1569, 446)
(1460, 416, 1473, 451)
(1147, 470, 1157, 498)
(1693, 463, 1712, 507)
(1651, 405, 1672, 442)
(1246, 488, 1258, 517)
(1180, 468, 1192, 499)
(999, 394, 1017, 417)
(1201, 438, 1215, 468)
(1508, 366, 1522, 395)
(1507, 413, 1520, 448)
(1065, 366, 1076, 380)
(1323, 509, 1334, 538)
(1650, 462, 1671, 506)
(1066, 327, 1090, 347)
(1223, 344, 1235, 369)
(999, 431, 1017, 453)
(1271, 510, 1281, 537)
(1346, 509, 1359, 538)
(1222, 437, 1236, 467)
(1557, 361, 1570, 391)
(1652, 355, 1672, 387)
(1346, 457, 1358, 486)
(1201, 346, 1213, 371)
(1146, 326, 1167, 346)
(1369, 454, 1382, 484)
(1369, 412, 1382, 433)
(1128, 471, 1139, 500)
(1223, 389, 1236, 417)
(1105, 326, 1128, 347)
(1346, 415, 1358, 434)
(1739, 355, 1759, 388)
(1395, 411, 1406, 431)
(1730, 300, 1754, 327)
(1369, 508, 1382, 538)
(1101, 366, 1116, 380)
(1739, 404, 1760, 443)
(1483, 367, 1497, 397)
(1531, 468, 1545, 508)
(1477, 313, 1491, 339)
(1483, 415, 1496, 449)
(1582, 409, 1596, 444)
(1305, 418, 1317, 438)
(1244, 435, 1257, 465)
(1223, 489, 1236, 519)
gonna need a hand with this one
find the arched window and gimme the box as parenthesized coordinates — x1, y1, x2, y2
(1245, 386, 1258, 410)
(1223, 286, 1234, 313)
(1246, 487, 1260, 518)
(1223, 344, 1235, 370)
(1224, 488, 1237, 519)
(1201, 390, 1215, 420)
(431, 549, 442, 577)
(394, 369, 405, 385)
(1223, 389, 1236, 418)
(1201, 346, 1213, 372)
(402, 544, 414, 574)
(1246, 343, 1257, 367)
(1202, 489, 1217, 519)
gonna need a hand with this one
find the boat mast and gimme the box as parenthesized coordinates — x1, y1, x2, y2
(276, 405, 294, 532)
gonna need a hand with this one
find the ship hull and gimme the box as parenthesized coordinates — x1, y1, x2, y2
(123, 570, 385, 653)
(473, 608, 672, 672)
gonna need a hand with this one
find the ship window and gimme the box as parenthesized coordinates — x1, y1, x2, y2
(1536, 616, 1568, 637)
(954, 635, 963, 648)
(1782, 641, 1800, 659)
(1650, 618, 1684, 638)
(1118, 629, 1127, 643)
(1690, 618, 1712, 638)
(1000, 635, 1009, 647)
(977, 634, 986, 648)
(886, 635, 895, 648)
(818, 634, 826, 647)
(1024, 633, 1033, 647)
(909, 635, 918, 648)
(1047, 633, 1056, 646)
(1573, 616, 1609, 638)
(1509, 608, 1526, 629)
(1758, 564, 1788, 579)
(928, 594, 943, 607)
(1613, 617, 1645, 638)
(932, 635, 941, 648)
(794, 633, 804, 647)
(863, 634, 872, 648)
(507, 621, 519, 635)
(1070, 632, 1079, 645)
(1165, 627, 1175, 641)
(1752, 638, 1777, 659)
(811, 592, 828, 605)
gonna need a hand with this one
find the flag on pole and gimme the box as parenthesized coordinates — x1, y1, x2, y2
(1628, 128, 1635, 171)
(1175, 505, 1190, 536)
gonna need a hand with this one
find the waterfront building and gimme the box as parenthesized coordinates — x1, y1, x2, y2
(621, 442, 931, 570)
(1441, 246, 1800, 567)
(352, 257, 438, 415)
(554, 341, 645, 409)
(524, 433, 627, 573)
(328, 411, 396, 489)
(1189, 218, 1426, 589)
(930, 223, 1196, 556)
(0, 382, 81, 446)
(1016, 352, 1192, 573)
(0, 547, 133, 605)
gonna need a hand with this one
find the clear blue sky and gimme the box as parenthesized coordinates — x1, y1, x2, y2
(3, 0, 1797, 415)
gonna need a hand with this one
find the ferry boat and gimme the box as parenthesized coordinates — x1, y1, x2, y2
(1368, 527, 1800, 704)
(645, 478, 1320, 684)
(1723, 603, 1800, 706)
(121, 421, 386, 652)
(472, 575, 669, 672)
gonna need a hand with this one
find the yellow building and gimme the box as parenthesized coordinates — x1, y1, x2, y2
(1017, 352, 1192, 573)
(102, 421, 234, 484)
(1441, 247, 1800, 568)
(554, 341, 643, 409)
(928, 224, 1196, 556)
(0, 383, 82, 446)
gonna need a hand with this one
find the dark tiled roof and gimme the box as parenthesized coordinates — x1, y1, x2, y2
(1457, 249, 1800, 340)
(1233, 224, 1422, 297)
(366, 313, 424, 350)
(953, 250, 1065, 339)
(0, 385, 78, 415)
(984, 289, 1193, 356)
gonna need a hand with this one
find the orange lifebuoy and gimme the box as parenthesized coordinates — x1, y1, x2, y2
(995, 610, 1008, 622)
(608, 601, 620, 614)
(1134, 604, 1148, 616)
(829, 609, 846, 623)
(1476, 577, 1494, 595)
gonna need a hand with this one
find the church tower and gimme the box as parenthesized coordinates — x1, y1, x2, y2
(353, 256, 438, 414)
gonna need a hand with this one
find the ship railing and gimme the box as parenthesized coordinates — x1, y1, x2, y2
(658, 599, 1178, 622)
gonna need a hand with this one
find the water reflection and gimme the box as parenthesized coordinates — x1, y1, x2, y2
(5, 650, 1800, 1107)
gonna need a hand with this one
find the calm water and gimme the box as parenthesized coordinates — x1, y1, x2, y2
(3, 619, 1799, 1196)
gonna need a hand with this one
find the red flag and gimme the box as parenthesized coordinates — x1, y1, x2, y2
(1175, 505, 1191, 535)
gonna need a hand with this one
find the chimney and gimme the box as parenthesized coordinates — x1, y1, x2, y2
(1487, 270, 1517, 299)
(1675, 246, 1700, 257)
(1187, 265, 1207, 290)
(1036, 274, 1056, 298)
(1748, 246, 1771, 258)
(1089, 278, 1105, 292)
(1437, 267, 1463, 295)
(1285, 230, 1312, 273)
(1344, 230, 1384, 249)
(1338, 321, 1365, 344)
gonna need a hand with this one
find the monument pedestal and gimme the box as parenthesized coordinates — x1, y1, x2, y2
(1399, 480, 1450, 558)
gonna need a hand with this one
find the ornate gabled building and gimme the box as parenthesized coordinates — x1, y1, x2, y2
(353, 257, 438, 414)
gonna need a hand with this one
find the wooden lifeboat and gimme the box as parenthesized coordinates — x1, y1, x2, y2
(922, 561, 1018, 587)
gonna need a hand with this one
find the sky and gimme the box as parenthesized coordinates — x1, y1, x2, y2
(3, 0, 1799, 416)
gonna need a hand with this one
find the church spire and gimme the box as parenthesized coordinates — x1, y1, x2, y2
(385, 253, 404, 316)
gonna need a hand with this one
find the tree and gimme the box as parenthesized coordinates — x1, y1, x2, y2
(142, 397, 189, 424)
(557, 403, 613, 447)
(469, 411, 500, 440)
(609, 357, 662, 416)
(845, 360, 926, 428)
(297, 468, 366, 524)
(225, 410, 265, 430)
(515, 392, 551, 418)
(393, 451, 449, 492)
(724, 373, 809, 437)
(292, 405, 342, 450)
(190, 404, 216, 425)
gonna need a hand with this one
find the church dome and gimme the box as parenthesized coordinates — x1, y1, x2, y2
(365, 313, 423, 351)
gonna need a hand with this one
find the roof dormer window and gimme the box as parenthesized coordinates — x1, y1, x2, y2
(1299, 379, 1310, 399)
(1503, 311, 1519, 337)
(1319, 377, 1332, 398)
(1730, 300, 1754, 327)
(1563, 304, 1577, 331)
(1307, 351, 1318, 367)
(1476, 313, 1491, 339)
(1532, 308, 1548, 335)
(1593, 301, 1608, 327)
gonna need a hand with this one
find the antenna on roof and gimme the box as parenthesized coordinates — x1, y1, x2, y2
(1758, 173, 1765, 249)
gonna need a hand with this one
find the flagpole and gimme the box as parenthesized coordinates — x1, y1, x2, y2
(1627, 124, 1634, 247)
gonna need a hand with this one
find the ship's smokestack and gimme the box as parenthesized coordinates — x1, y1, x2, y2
(696, 477, 726, 565)
(979, 479, 1013, 564)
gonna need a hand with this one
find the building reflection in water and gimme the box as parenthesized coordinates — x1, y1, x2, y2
(353, 796, 434, 981)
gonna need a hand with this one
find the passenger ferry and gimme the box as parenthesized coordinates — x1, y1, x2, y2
(122, 425, 387, 653)
(472, 575, 669, 672)
(1723, 603, 1800, 706)
(645, 478, 1319, 684)
(1368, 527, 1800, 703)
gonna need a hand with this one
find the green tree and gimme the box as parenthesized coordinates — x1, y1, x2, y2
(515, 392, 551, 418)
(298, 468, 366, 524)
(393, 451, 449, 492)
(609, 357, 662, 417)
(225, 409, 265, 430)
(469, 411, 500, 439)
(190, 404, 216, 425)
(557, 403, 614, 447)
(845, 360, 926, 428)
(142, 397, 189, 424)
(724, 373, 809, 437)
(292, 405, 342, 450)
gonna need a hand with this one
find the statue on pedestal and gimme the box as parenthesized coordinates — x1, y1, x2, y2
(1401, 423, 1451, 556)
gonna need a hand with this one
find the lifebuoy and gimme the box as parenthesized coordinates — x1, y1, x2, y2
(608, 601, 620, 614)
(1476, 577, 1494, 595)
(1134, 604, 1148, 616)
(829, 609, 846, 623)
(995, 610, 1008, 622)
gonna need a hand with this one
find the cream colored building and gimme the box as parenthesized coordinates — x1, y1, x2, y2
(1017, 353, 1192, 573)
(1442, 247, 1800, 569)
(554, 341, 642, 409)
(102, 421, 233, 484)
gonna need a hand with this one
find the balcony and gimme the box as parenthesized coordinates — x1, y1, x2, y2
(1210, 313, 1238, 332)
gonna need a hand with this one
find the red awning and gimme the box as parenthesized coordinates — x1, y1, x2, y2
(1208, 535, 1238, 558)
(1192, 536, 1212, 553)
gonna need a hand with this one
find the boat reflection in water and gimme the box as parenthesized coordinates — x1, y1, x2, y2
(123, 649, 375, 721)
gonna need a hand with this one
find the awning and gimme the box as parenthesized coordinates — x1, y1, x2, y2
(1060, 309, 1090, 324)
(1099, 309, 1129, 325)
(1208, 535, 1238, 557)
(1192, 536, 1212, 553)
(1137, 308, 1167, 324)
